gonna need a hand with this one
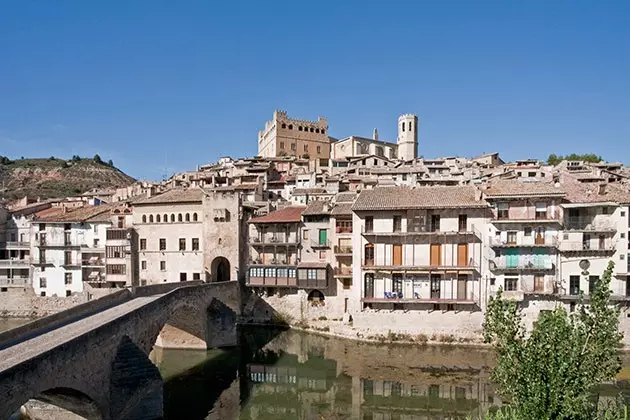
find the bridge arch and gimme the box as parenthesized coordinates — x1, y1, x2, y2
(211, 257, 231, 283)
(7, 386, 105, 420)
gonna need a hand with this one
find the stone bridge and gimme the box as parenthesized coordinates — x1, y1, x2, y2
(0, 280, 241, 420)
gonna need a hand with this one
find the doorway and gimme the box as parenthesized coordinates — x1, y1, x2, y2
(392, 244, 402, 266)
(457, 243, 468, 267)
(457, 274, 467, 300)
(430, 244, 441, 266)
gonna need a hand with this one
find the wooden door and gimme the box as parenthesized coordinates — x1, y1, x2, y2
(457, 274, 467, 300)
(457, 243, 468, 267)
(534, 275, 544, 292)
(430, 244, 441, 266)
(430, 274, 441, 299)
(392, 244, 403, 266)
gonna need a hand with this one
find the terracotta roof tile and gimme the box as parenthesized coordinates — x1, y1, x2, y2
(330, 202, 353, 216)
(292, 187, 327, 195)
(134, 188, 204, 205)
(483, 180, 566, 198)
(35, 204, 113, 223)
(249, 206, 306, 224)
(302, 200, 331, 216)
(352, 186, 487, 211)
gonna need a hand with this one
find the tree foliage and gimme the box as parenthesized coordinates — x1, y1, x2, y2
(93, 154, 103, 164)
(483, 261, 623, 419)
(547, 153, 603, 165)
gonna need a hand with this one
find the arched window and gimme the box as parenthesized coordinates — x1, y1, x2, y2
(178, 214, 183, 222)
(288, 124, 293, 130)
(193, 213, 198, 222)
(185, 213, 190, 222)
(149, 215, 154, 223)
(321, 129, 325, 135)
(310, 127, 314, 132)
(156, 214, 161, 223)
(170, 214, 175, 222)
(408, 121, 412, 131)
(281, 123, 286, 129)
(298, 126, 303, 131)
(364, 244, 374, 266)
(315, 128, 320, 133)
(163, 214, 168, 222)
(142, 215, 147, 223)
(307, 290, 325, 306)
(402, 123, 405, 132)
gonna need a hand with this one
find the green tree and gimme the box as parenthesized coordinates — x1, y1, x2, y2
(93, 154, 102, 164)
(107, 159, 114, 167)
(483, 261, 623, 419)
(547, 153, 561, 165)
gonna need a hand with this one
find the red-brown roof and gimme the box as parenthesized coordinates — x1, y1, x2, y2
(249, 206, 306, 224)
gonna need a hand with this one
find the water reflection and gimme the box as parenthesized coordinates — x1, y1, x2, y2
(158, 328, 500, 419)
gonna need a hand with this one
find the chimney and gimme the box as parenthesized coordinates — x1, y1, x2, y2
(598, 183, 607, 195)
(474, 187, 483, 201)
(146, 187, 153, 198)
(373, 128, 379, 141)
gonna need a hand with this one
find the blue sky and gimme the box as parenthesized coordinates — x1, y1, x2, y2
(1, 1, 628, 180)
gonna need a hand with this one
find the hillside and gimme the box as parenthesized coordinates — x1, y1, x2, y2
(0, 156, 135, 201)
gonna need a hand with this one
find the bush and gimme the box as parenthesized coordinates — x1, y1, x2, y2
(271, 311, 293, 326)
(318, 316, 328, 321)
(415, 333, 429, 344)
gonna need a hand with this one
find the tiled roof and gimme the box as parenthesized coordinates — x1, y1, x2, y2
(34, 204, 112, 223)
(483, 180, 566, 198)
(292, 187, 327, 195)
(298, 261, 329, 269)
(249, 206, 306, 224)
(335, 192, 357, 202)
(563, 181, 630, 204)
(133, 188, 204, 205)
(330, 202, 353, 216)
(302, 200, 331, 216)
(352, 186, 487, 211)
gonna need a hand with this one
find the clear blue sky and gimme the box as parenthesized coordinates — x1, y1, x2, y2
(1, 1, 628, 180)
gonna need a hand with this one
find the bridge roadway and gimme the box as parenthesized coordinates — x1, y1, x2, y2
(0, 280, 241, 419)
(0, 294, 164, 374)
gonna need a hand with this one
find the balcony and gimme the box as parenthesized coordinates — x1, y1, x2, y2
(493, 215, 561, 224)
(361, 260, 480, 273)
(0, 241, 31, 250)
(333, 267, 353, 278)
(32, 259, 54, 266)
(247, 265, 298, 287)
(106, 228, 131, 241)
(558, 241, 616, 254)
(249, 234, 299, 246)
(310, 239, 330, 249)
(362, 225, 479, 238)
(490, 258, 555, 273)
(36, 238, 81, 248)
(0, 277, 30, 287)
(361, 296, 477, 305)
(335, 225, 353, 234)
(564, 217, 615, 232)
(82, 258, 105, 267)
(489, 236, 559, 248)
(61, 259, 81, 268)
(0, 259, 31, 268)
(333, 245, 353, 256)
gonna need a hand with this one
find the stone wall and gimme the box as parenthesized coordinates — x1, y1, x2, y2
(0, 288, 89, 318)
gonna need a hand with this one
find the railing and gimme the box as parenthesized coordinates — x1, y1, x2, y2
(564, 217, 615, 231)
(361, 225, 478, 235)
(249, 258, 298, 265)
(335, 226, 353, 234)
(334, 245, 352, 255)
(106, 228, 130, 241)
(333, 267, 353, 276)
(249, 234, 299, 245)
(489, 236, 559, 248)
(310, 239, 330, 248)
(0, 259, 31, 267)
(494, 214, 561, 222)
(361, 259, 480, 270)
(82, 259, 105, 266)
(0, 277, 31, 286)
(491, 258, 555, 271)
(1, 241, 31, 248)
(559, 241, 616, 252)
(62, 259, 80, 266)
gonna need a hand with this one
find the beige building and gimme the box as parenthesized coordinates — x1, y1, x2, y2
(133, 189, 205, 284)
(258, 110, 330, 163)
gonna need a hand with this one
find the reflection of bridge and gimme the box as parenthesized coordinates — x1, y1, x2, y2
(0, 281, 240, 420)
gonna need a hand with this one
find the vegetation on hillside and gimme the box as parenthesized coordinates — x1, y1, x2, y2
(480, 261, 626, 419)
(0, 155, 135, 200)
(547, 153, 603, 165)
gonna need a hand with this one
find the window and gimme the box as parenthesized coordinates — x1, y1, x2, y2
(621, 233, 626, 239)
(64, 251, 72, 265)
(364, 244, 375, 266)
(179, 238, 186, 251)
(142, 215, 147, 223)
(373, 159, 377, 166)
(534, 274, 544, 292)
(106, 264, 126, 275)
(589, 276, 599, 295)
(303, 230, 309, 240)
(401, 123, 405, 132)
(304, 144, 308, 153)
(298, 126, 303, 131)
(184, 213, 190, 222)
(524, 227, 532, 237)
(149, 215, 154, 223)
(497, 202, 509, 219)
(193, 213, 198, 222)
(40, 292, 46, 297)
(504, 278, 518, 291)
(570, 276, 580, 295)
(192, 238, 199, 251)
(321, 129, 325, 134)
(193, 273, 201, 280)
(280, 141, 285, 149)
(430, 214, 440, 232)
(65, 273, 72, 285)
(408, 121, 412, 131)
(621, 254, 626, 261)
(140, 239, 147, 250)
(490, 277, 496, 286)
(106, 246, 125, 258)
(160, 261, 166, 271)
(159, 238, 166, 251)
(458, 215, 467, 232)
(402, 174, 407, 181)
(180, 272, 187, 282)
(365, 216, 374, 233)
(170, 214, 175, 222)
(317, 145, 321, 154)
(392, 274, 403, 294)
(39, 278, 47, 288)
(364, 273, 374, 298)
(281, 123, 286, 129)
(319, 250, 326, 260)
(163, 214, 167, 222)
(178, 214, 183, 222)
(535, 202, 547, 219)
(528, 172, 536, 177)
(602, 206, 609, 215)
(66, 290, 72, 297)
(393, 215, 402, 232)
(622, 211, 626, 217)
(507, 231, 517, 245)
(288, 124, 293, 130)
(141, 261, 147, 270)
(307, 269, 317, 280)
(291, 143, 296, 151)
(156, 214, 161, 223)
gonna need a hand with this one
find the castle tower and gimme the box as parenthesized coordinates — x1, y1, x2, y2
(397, 114, 418, 161)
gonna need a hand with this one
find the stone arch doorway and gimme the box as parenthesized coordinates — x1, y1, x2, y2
(211, 257, 231, 283)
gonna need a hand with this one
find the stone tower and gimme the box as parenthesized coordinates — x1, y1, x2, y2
(397, 114, 418, 161)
